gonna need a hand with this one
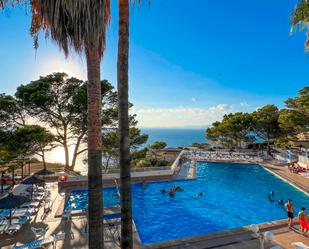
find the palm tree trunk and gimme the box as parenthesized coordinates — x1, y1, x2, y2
(86, 44, 104, 249)
(118, 1, 132, 248)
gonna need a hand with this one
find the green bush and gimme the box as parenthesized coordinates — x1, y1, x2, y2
(136, 159, 152, 168)
(29, 157, 40, 163)
(158, 160, 169, 166)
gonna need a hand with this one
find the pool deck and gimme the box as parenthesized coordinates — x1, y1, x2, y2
(1, 159, 309, 249)
(260, 161, 309, 195)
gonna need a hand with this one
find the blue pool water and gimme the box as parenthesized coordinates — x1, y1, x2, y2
(65, 162, 309, 244)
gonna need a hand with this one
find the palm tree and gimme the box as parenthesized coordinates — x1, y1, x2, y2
(291, 0, 309, 51)
(29, 1, 110, 248)
(117, 0, 132, 248)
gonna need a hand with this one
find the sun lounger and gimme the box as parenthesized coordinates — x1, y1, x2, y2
(0, 217, 28, 226)
(0, 209, 34, 219)
(32, 195, 44, 202)
(0, 224, 7, 234)
(21, 201, 41, 209)
(292, 242, 309, 249)
(13, 235, 55, 249)
(5, 223, 22, 234)
(12, 208, 36, 217)
(103, 213, 121, 245)
(31, 226, 48, 238)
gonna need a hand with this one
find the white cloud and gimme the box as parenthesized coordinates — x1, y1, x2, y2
(131, 104, 232, 128)
(240, 102, 249, 107)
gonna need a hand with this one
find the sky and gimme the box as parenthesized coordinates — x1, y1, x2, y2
(0, 0, 308, 128)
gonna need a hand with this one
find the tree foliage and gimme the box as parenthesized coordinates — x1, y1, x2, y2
(291, 0, 309, 51)
(251, 105, 282, 141)
(0, 125, 55, 163)
(0, 93, 27, 128)
(279, 87, 309, 135)
(15, 72, 119, 169)
(101, 127, 148, 172)
(206, 112, 254, 148)
(149, 141, 167, 150)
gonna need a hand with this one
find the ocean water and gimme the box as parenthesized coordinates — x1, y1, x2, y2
(140, 128, 207, 147)
(65, 162, 309, 244)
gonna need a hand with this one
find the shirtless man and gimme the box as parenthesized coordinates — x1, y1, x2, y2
(285, 199, 294, 228)
(298, 207, 309, 234)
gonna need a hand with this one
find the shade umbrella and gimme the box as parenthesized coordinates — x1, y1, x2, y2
(21, 175, 45, 200)
(0, 193, 29, 224)
(21, 175, 45, 185)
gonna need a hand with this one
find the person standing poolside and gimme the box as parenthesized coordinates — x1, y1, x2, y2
(298, 207, 309, 234)
(285, 199, 294, 228)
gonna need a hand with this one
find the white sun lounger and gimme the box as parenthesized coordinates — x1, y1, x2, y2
(13, 232, 65, 249)
(13, 235, 55, 249)
(0, 217, 28, 226)
(5, 223, 22, 234)
(292, 242, 309, 249)
(21, 201, 41, 209)
(11, 208, 36, 218)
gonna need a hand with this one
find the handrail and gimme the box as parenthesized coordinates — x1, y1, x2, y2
(114, 179, 121, 199)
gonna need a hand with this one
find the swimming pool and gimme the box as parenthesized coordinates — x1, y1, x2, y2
(65, 162, 309, 244)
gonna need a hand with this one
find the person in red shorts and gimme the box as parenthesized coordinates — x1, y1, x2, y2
(298, 207, 309, 234)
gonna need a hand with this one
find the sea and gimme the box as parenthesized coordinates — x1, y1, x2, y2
(140, 128, 207, 147)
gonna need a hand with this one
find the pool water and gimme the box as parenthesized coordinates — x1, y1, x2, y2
(65, 187, 119, 210)
(65, 162, 309, 244)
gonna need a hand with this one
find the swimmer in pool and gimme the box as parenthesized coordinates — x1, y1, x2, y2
(175, 186, 184, 192)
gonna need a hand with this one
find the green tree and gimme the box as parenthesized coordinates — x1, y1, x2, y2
(101, 128, 148, 172)
(291, 1, 309, 51)
(29, 1, 111, 247)
(0, 125, 55, 180)
(15, 73, 118, 170)
(279, 87, 309, 136)
(206, 112, 255, 148)
(149, 141, 167, 150)
(0, 93, 27, 128)
(251, 105, 282, 154)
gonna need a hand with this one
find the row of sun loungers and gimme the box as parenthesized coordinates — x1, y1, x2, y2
(0, 184, 51, 235)
(183, 150, 265, 162)
(13, 232, 66, 249)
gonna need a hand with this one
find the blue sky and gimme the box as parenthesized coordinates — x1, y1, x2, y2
(0, 0, 308, 127)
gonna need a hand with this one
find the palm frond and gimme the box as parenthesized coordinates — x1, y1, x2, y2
(30, 0, 111, 57)
(291, 0, 309, 51)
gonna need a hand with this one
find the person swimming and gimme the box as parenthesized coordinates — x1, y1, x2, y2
(169, 188, 175, 197)
(175, 186, 184, 192)
(278, 197, 284, 205)
(268, 191, 275, 202)
(198, 192, 203, 197)
(160, 189, 166, 194)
